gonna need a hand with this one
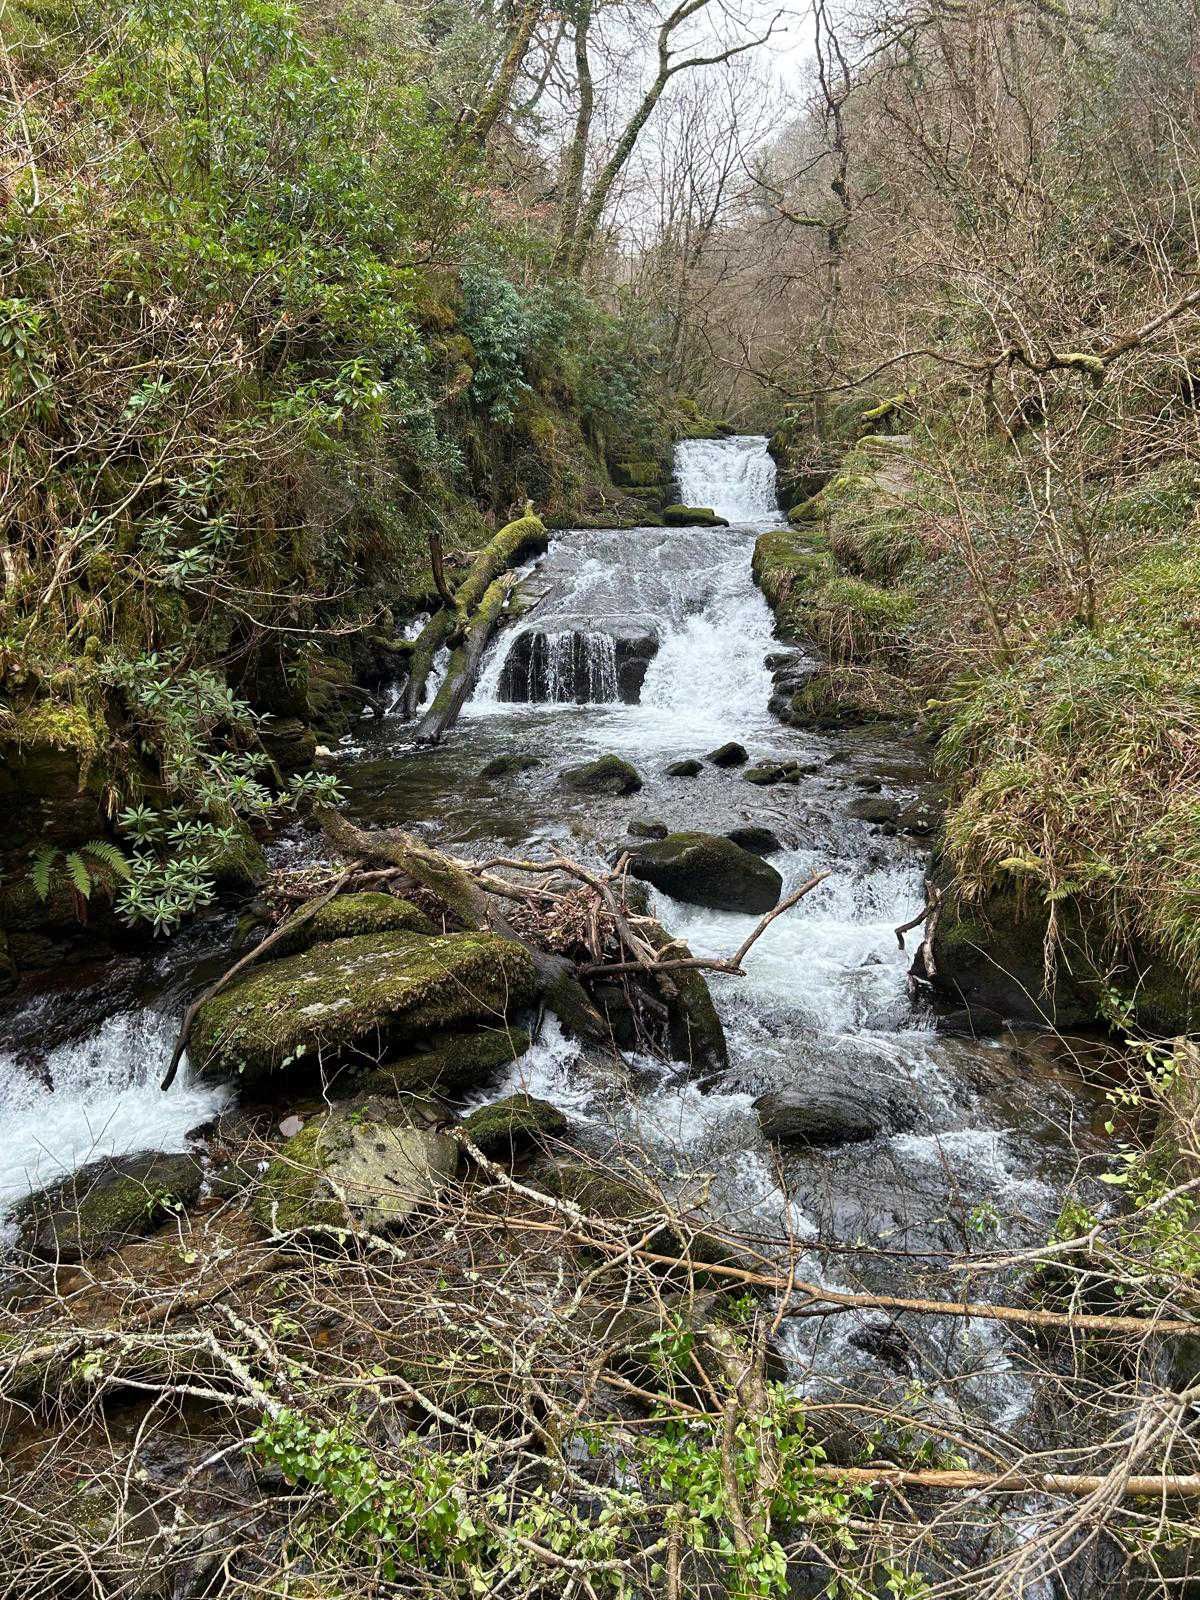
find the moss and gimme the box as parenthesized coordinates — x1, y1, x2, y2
(612, 460, 666, 488)
(191, 929, 538, 1084)
(272, 892, 435, 957)
(204, 820, 268, 888)
(461, 1092, 568, 1159)
(16, 1153, 203, 1262)
(360, 1024, 531, 1095)
(641, 919, 727, 1073)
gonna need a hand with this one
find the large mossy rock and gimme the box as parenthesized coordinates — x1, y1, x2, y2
(627, 831, 782, 914)
(16, 1152, 204, 1263)
(560, 754, 643, 795)
(191, 930, 538, 1084)
(361, 1025, 531, 1096)
(252, 1095, 458, 1234)
(272, 892, 435, 957)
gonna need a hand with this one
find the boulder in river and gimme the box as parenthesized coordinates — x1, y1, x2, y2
(560, 754, 643, 795)
(461, 1093, 568, 1160)
(705, 740, 748, 768)
(848, 795, 900, 825)
(664, 758, 703, 778)
(627, 831, 782, 914)
(191, 930, 537, 1085)
(480, 752, 543, 778)
(17, 1152, 204, 1262)
(253, 1095, 458, 1234)
(662, 504, 730, 528)
(753, 1081, 916, 1146)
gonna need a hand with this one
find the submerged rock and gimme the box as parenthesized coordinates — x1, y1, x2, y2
(191, 930, 537, 1084)
(706, 740, 748, 768)
(17, 1152, 204, 1262)
(848, 796, 901, 825)
(664, 758, 703, 778)
(252, 1095, 458, 1234)
(724, 825, 782, 856)
(627, 831, 782, 914)
(461, 1093, 568, 1160)
(627, 818, 669, 839)
(753, 1082, 916, 1146)
(480, 752, 543, 778)
(560, 754, 643, 795)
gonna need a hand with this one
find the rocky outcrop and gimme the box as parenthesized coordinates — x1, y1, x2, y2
(560, 754, 643, 795)
(191, 929, 538, 1084)
(626, 831, 782, 914)
(498, 624, 657, 704)
(252, 1095, 458, 1234)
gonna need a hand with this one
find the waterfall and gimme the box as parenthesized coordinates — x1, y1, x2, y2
(496, 628, 620, 704)
(674, 435, 780, 523)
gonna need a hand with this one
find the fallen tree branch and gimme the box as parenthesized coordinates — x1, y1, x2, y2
(580, 872, 831, 977)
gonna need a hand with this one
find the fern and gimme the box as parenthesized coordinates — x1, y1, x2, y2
(64, 851, 94, 899)
(31, 846, 57, 902)
(80, 839, 131, 880)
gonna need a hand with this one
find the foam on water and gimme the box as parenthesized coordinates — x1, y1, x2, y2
(0, 1008, 228, 1239)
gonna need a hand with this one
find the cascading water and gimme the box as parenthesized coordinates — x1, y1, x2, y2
(497, 627, 620, 704)
(674, 434, 780, 522)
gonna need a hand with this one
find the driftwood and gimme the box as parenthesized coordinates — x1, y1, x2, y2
(403, 508, 548, 721)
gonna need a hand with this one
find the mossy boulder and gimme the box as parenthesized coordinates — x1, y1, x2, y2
(259, 716, 318, 773)
(360, 1025, 531, 1096)
(461, 1093, 568, 1160)
(706, 741, 748, 768)
(664, 758, 703, 778)
(480, 752, 543, 778)
(663, 505, 729, 528)
(191, 930, 538, 1085)
(751, 528, 833, 632)
(627, 832, 782, 915)
(16, 1152, 204, 1263)
(272, 892, 435, 958)
(560, 754, 643, 796)
(252, 1095, 458, 1234)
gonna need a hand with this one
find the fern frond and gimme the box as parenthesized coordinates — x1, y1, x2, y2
(65, 851, 93, 899)
(31, 846, 58, 902)
(81, 839, 132, 880)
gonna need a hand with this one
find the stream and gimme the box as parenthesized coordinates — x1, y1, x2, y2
(0, 437, 1107, 1464)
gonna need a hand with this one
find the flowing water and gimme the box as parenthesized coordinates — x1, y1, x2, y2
(0, 438, 1105, 1456)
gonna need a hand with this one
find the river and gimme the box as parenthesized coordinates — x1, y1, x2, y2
(0, 436, 1106, 1456)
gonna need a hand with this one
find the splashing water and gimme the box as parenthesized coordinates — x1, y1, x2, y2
(0, 1008, 228, 1240)
(674, 435, 781, 523)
